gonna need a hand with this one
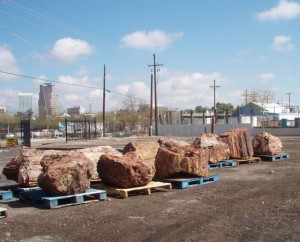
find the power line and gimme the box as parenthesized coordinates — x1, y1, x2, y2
(0, 70, 149, 104)
(0, 26, 68, 62)
(210, 79, 220, 117)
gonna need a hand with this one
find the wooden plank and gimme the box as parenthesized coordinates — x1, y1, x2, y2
(235, 157, 261, 164)
(97, 181, 172, 198)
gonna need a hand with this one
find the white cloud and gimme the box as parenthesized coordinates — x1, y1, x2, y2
(0, 89, 19, 110)
(50, 37, 93, 63)
(120, 30, 184, 51)
(256, 0, 300, 21)
(0, 45, 20, 81)
(259, 73, 275, 83)
(76, 66, 90, 76)
(271, 35, 294, 51)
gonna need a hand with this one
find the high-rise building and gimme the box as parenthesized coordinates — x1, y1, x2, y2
(38, 83, 59, 116)
(19, 93, 33, 113)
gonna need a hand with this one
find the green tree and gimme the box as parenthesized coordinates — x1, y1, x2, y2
(214, 102, 234, 113)
(195, 105, 209, 113)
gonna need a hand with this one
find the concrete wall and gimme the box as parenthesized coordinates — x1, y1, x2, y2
(157, 124, 300, 137)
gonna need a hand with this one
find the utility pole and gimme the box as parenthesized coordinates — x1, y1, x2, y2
(148, 53, 163, 136)
(149, 73, 153, 136)
(210, 80, 220, 120)
(102, 64, 106, 137)
(243, 90, 249, 104)
(286, 92, 293, 111)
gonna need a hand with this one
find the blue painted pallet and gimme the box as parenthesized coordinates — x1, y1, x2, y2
(0, 190, 13, 201)
(19, 188, 106, 209)
(159, 174, 219, 189)
(209, 160, 238, 169)
(258, 153, 290, 161)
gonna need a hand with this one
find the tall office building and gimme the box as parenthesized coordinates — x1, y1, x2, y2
(19, 93, 33, 113)
(38, 83, 59, 116)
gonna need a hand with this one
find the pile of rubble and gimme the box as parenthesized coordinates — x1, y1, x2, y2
(1, 129, 284, 196)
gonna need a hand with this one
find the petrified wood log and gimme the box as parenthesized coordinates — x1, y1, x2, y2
(252, 132, 283, 155)
(38, 152, 93, 196)
(2, 146, 121, 187)
(97, 151, 155, 188)
(219, 128, 253, 159)
(193, 133, 230, 163)
(2, 156, 21, 182)
(155, 145, 209, 179)
(123, 141, 160, 167)
(78, 146, 122, 180)
(158, 137, 190, 148)
(18, 149, 64, 187)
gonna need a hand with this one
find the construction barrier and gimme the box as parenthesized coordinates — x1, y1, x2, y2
(6, 137, 18, 147)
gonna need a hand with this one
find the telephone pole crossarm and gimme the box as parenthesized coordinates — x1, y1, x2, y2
(148, 53, 163, 136)
(210, 80, 220, 117)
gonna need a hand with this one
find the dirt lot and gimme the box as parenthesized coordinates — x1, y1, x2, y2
(0, 136, 299, 242)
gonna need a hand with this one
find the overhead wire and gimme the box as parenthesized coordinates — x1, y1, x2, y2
(0, 70, 149, 104)
(0, 0, 181, 111)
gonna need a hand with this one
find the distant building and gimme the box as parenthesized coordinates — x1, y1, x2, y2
(19, 93, 33, 113)
(233, 102, 300, 127)
(38, 83, 59, 116)
(67, 106, 85, 115)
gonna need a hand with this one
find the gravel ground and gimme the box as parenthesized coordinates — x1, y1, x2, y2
(0, 136, 299, 242)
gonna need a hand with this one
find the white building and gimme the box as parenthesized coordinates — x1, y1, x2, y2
(19, 93, 33, 113)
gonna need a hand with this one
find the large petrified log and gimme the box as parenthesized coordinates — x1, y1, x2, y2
(38, 152, 94, 196)
(123, 141, 160, 166)
(193, 133, 230, 163)
(155, 145, 209, 179)
(2, 156, 21, 182)
(252, 132, 283, 155)
(97, 151, 155, 188)
(158, 137, 190, 148)
(2, 146, 121, 187)
(18, 149, 63, 187)
(219, 128, 253, 159)
(77, 146, 122, 180)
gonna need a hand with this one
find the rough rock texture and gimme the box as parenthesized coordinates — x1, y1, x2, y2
(155, 145, 209, 179)
(252, 132, 283, 155)
(77, 146, 122, 180)
(38, 152, 94, 196)
(123, 141, 160, 166)
(97, 151, 155, 188)
(193, 133, 230, 163)
(2, 156, 21, 182)
(219, 128, 254, 159)
(18, 149, 66, 187)
(158, 137, 190, 148)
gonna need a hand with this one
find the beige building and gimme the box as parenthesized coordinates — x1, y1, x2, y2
(38, 83, 59, 116)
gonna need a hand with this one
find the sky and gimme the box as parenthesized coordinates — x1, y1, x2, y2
(0, 0, 299, 114)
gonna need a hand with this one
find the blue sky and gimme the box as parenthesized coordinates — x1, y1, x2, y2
(0, 0, 299, 114)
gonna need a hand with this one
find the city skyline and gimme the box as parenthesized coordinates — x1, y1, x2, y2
(0, 0, 299, 113)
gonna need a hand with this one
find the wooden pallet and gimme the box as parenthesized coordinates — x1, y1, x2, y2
(159, 174, 219, 189)
(0, 190, 13, 201)
(258, 153, 290, 161)
(209, 160, 238, 169)
(235, 157, 261, 164)
(19, 188, 106, 209)
(96, 181, 172, 198)
(0, 208, 8, 218)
